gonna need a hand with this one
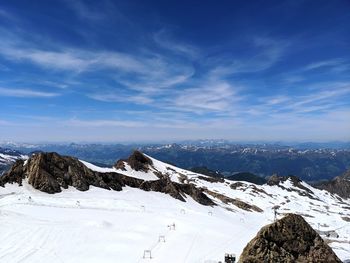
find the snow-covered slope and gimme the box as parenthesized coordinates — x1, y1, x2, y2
(0, 152, 349, 262)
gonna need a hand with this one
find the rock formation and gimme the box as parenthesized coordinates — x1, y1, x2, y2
(267, 174, 317, 200)
(114, 150, 153, 172)
(0, 152, 215, 206)
(315, 169, 350, 199)
(239, 213, 341, 263)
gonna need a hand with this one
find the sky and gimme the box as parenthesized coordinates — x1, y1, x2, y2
(0, 0, 349, 143)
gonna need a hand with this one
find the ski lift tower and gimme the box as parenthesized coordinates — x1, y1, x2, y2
(224, 253, 236, 263)
(272, 205, 280, 222)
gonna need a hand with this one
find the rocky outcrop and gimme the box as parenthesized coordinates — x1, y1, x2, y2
(0, 152, 116, 193)
(315, 170, 350, 199)
(204, 189, 263, 212)
(267, 174, 317, 200)
(239, 214, 341, 263)
(140, 177, 215, 206)
(0, 152, 215, 206)
(196, 175, 225, 183)
(114, 150, 153, 172)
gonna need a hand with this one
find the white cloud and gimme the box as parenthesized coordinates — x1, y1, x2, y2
(88, 93, 153, 104)
(66, 119, 144, 128)
(303, 59, 346, 71)
(208, 37, 287, 77)
(153, 30, 199, 58)
(173, 82, 237, 112)
(0, 87, 60, 98)
(257, 82, 350, 115)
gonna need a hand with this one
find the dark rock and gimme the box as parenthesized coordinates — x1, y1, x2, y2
(267, 174, 317, 200)
(114, 159, 126, 171)
(139, 177, 215, 206)
(197, 175, 225, 183)
(1, 152, 215, 206)
(230, 182, 245, 190)
(204, 189, 263, 212)
(0, 159, 26, 186)
(239, 214, 341, 263)
(115, 150, 153, 172)
(315, 170, 350, 199)
(1, 152, 111, 193)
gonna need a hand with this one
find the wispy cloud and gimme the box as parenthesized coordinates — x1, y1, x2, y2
(303, 59, 347, 71)
(0, 27, 195, 96)
(153, 30, 199, 58)
(1, 4, 349, 142)
(0, 87, 60, 98)
(88, 92, 153, 104)
(63, 0, 106, 21)
(173, 82, 237, 112)
(257, 82, 350, 115)
(208, 37, 287, 77)
(66, 118, 144, 128)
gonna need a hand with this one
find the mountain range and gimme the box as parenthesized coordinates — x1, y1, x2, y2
(1, 142, 350, 182)
(0, 150, 349, 262)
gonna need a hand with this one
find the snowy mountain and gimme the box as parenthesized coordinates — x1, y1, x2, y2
(0, 151, 349, 262)
(0, 148, 27, 176)
(3, 142, 350, 182)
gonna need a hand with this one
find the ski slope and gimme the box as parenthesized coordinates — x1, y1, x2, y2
(0, 155, 349, 262)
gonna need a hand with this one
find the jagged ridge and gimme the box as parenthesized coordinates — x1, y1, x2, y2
(0, 152, 214, 206)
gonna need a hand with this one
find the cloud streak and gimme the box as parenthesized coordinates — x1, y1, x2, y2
(0, 87, 60, 98)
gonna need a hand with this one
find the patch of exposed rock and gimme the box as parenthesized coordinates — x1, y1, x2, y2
(239, 213, 341, 263)
(267, 174, 317, 200)
(204, 189, 263, 212)
(315, 169, 350, 199)
(1, 152, 115, 193)
(0, 152, 215, 206)
(115, 150, 153, 172)
(196, 175, 225, 183)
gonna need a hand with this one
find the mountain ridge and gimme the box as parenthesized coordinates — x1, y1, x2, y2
(0, 150, 349, 261)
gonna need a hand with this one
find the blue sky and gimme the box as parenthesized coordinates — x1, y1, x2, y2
(0, 0, 349, 142)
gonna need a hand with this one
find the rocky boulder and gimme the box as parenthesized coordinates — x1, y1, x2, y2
(239, 213, 341, 263)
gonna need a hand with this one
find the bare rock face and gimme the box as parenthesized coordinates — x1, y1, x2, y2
(140, 177, 215, 206)
(0, 152, 115, 193)
(124, 150, 153, 172)
(239, 214, 341, 263)
(0, 152, 215, 206)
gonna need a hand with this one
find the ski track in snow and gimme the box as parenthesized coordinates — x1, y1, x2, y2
(0, 157, 349, 263)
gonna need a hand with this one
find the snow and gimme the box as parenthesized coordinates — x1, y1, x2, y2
(79, 160, 159, 181)
(0, 183, 263, 263)
(0, 153, 27, 166)
(0, 158, 349, 262)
